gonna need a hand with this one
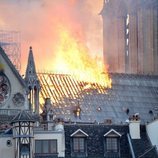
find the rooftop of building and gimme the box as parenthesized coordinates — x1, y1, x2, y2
(39, 73, 158, 125)
(64, 124, 158, 158)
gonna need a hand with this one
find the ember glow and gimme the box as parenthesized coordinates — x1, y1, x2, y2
(0, 0, 112, 88)
(52, 25, 111, 88)
(38, 25, 111, 106)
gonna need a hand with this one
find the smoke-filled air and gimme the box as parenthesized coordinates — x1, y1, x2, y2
(0, 0, 111, 88)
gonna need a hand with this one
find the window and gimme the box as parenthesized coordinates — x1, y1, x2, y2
(73, 137, 85, 153)
(35, 140, 42, 153)
(43, 140, 49, 153)
(104, 129, 121, 158)
(71, 129, 88, 157)
(106, 138, 118, 152)
(125, 13, 130, 72)
(35, 140, 57, 154)
(104, 137, 120, 158)
(21, 144, 29, 155)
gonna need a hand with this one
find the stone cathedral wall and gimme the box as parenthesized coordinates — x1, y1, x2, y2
(101, 0, 158, 75)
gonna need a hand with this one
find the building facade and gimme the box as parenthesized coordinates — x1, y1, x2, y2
(101, 0, 158, 75)
(0, 46, 158, 157)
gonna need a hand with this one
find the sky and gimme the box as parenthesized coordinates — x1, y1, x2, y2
(0, 0, 104, 74)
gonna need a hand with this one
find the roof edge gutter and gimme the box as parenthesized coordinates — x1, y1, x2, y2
(138, 146, 156, 158)
(127, 133, 136, 158)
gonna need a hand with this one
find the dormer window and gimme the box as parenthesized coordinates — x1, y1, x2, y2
(106, 137, 118, 152)
(73, 137, 85, 153)
(104, 129, 121, 158)
(70, 129, 88, 158)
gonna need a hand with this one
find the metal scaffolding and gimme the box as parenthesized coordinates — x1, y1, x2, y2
(0, 30, 21, 71)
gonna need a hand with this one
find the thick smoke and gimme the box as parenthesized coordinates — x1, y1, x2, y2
(0, 0, 103, 73)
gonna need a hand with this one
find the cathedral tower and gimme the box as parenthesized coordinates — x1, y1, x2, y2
(101, 0, 158, 75)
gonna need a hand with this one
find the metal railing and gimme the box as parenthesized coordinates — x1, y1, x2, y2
(0, 109, 32, 116)
(0, 109, 21, 116)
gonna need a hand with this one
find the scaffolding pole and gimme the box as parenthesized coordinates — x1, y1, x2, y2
(0, 30, 21, 71)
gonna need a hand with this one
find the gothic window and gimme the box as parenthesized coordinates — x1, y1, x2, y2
(35, 139, 57, 155)
(12, 93, 25, 107)
(0, 73, 11, 106)
(125, 14, 129, 55)
(125, 14, 130, 72)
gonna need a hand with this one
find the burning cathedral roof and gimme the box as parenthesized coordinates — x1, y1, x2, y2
(38, 73, 158, 124)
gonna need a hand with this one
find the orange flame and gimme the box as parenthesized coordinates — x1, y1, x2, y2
(52, 25, 112, 88)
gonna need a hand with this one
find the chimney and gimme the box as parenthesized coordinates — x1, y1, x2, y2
(129, 114, 141, 139)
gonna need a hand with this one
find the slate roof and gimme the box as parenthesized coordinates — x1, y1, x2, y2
(0, 115, 15, 124)
(64, 124, 158, 158)
(38, 73, 158, 125)
(0, 46, 26, 87)
(65, 124, 130, 158)
(11, 110, 35, 123)
(130, 126, 158, 158)
(0, 109, 22, 125)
